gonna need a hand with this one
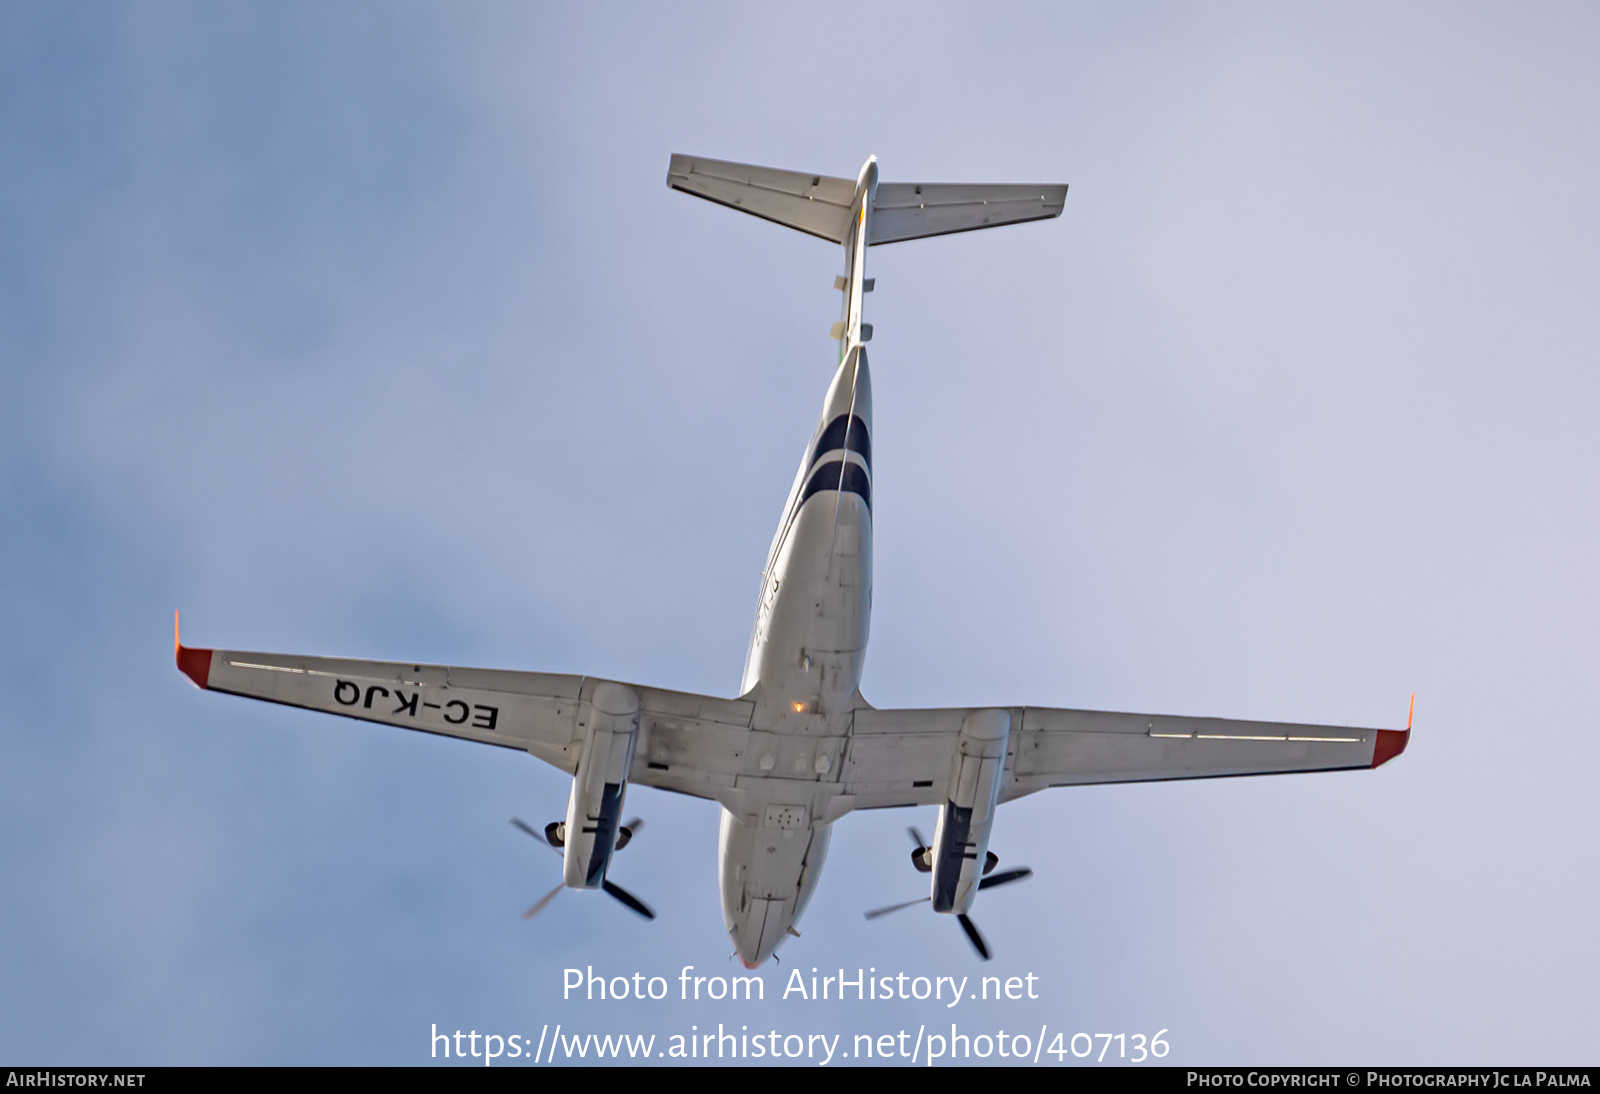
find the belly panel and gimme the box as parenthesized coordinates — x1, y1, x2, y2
(719, 806, 833, 967)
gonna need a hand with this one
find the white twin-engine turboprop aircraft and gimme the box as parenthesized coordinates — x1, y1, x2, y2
(176, 154, 1410, 968)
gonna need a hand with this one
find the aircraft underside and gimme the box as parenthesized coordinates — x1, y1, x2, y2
(174, 152, 1408, 970)
(720, 341, 874, 965)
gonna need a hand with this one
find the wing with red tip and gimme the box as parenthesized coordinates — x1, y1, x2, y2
(172, 615, 756, 795)
(174, 636, 586, 767)
(174, 612, 213, 689)
(1367, 694, 1414, 769)
(843, 704, 1409, 809)
(174, 613, 1410, 808)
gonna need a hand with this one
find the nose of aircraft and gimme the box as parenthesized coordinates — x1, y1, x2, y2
(730, 895, 792, 968)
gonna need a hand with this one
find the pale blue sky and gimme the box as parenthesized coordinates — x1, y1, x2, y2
(2, 2, 1597, 1064)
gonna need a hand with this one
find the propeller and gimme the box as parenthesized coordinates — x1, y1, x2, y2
(522, 883, 564, 921)
(980, 867, 1032, 890)
(865, 895, 929, 920)
(616, 818, 643, 851)
(510, 816, 656, 921)
(907, 827, 932, 872)
(957, 914, 990, 960)
(601, 879, 654, 919)
(511, 816, 549, 845)
(865, 830, 1034, 960)
(946, 872, 1031, 960)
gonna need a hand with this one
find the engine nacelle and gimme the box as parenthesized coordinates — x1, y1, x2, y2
(930, 708, 1011, 914)
(563, 682, 640, 890)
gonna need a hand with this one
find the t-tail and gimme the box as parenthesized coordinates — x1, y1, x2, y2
(666, 154, 1067, 360)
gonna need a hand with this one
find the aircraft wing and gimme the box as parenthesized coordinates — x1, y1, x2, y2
(177, 625, 1406, 812)
(176, 623, 754, 799)
(178, 635, 587, 762)
(842, 704, 1409, 810)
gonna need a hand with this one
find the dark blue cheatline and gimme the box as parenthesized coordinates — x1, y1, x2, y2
(809, 415, 871, 472)
(800, 460, 871, 512)
(931, 799, 973, 912)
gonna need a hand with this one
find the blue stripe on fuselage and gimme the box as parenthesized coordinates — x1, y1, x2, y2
(809, 415, 871, 472)
(800, 460, 871, 511)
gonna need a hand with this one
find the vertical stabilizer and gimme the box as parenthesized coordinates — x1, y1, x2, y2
(832, 157, 878, 361)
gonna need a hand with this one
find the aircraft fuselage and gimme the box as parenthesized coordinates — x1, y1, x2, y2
(720, 346, 874, 966)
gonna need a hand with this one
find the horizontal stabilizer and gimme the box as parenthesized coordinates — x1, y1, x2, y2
(667, 154, 857, 243)
(668, 155, 1067, 248)
(868, 183, 1067, 245)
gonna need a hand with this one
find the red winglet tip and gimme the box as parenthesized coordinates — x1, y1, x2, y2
(1407, 691, 1415, 731)
(1371, 727, 1409, 768)
(174, 611, 212, 689)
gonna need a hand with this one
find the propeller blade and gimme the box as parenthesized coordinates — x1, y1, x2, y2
(957, 913, 991, 960)
(510, 816, 542, 840)
(521, 882, 564, 921)
(615, 817, 644, 851)
(979, 867, 1033, 891)
(906, 826, 927, 849)
(511, 817, 561, 852)
(864, 896, 930, 920)
(602, 879, 656, 920)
